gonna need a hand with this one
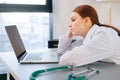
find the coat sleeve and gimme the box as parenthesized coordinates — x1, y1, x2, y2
(59, 32, 114, 66)
(57, 36, 83, 55)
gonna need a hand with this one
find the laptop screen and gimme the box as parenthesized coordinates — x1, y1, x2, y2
(5, 25, 26, 57)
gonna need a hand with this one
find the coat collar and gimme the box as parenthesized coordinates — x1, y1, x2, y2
(83, 24, 99, 43)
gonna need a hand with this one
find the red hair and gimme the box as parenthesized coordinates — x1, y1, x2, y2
(73, 5, 99, 25)
(73, 5, 120, 36)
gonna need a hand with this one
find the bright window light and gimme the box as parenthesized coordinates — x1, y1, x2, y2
(0, 0, 46, 5)
(0, 12, 50, 52)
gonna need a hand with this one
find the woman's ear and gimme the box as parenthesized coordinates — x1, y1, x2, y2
(84, 17, 92, 27)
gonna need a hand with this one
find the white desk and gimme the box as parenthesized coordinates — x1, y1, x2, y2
(0, 49, 59, 80)
(0, 49, 120, 80)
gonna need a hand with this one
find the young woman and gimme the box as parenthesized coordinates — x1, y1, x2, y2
(57, 5, 120, 66)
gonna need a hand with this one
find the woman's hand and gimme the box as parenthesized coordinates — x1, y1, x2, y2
(65, 29, 73, 38)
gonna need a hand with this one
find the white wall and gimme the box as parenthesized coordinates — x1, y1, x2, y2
(73, 0, 120, 27)
(52, 0, 120, 39)
(52, 0, 73, 39)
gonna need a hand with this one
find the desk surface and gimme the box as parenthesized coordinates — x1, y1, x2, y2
(0, 49, 120, 80)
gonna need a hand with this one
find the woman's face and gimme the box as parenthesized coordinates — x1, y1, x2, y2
(69, 12, 92, 37)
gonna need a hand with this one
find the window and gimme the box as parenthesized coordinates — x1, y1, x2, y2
(0, 0, 52, 52)
(0, 0, 46, 5)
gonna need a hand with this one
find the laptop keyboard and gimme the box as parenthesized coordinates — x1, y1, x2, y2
(24, 53, 42, 61)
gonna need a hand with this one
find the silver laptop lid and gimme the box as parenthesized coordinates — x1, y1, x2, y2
(5, 25, 26, 58)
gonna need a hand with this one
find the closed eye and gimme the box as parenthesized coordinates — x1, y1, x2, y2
(71, 19, 75, 22)
(71, 16, 76, 22)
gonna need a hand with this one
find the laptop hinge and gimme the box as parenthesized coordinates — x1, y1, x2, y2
(18, 51, 27, 62)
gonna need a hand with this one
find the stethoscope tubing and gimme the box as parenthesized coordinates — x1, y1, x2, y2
(30, 65, 73, 80)
(30, 65, 99, 80)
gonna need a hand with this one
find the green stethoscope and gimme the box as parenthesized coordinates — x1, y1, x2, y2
(30, 65, 99, 80)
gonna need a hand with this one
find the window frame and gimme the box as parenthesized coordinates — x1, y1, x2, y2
(0, 0, 52, 12)
(0, 0, 53, 39)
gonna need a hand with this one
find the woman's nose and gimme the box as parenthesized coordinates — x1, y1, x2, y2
(69, 24, 72, 28)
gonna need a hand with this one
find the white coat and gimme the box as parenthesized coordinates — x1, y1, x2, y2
(57, 24, 120, 66)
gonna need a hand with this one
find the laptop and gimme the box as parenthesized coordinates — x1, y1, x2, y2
(5, 25, 58, 64)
